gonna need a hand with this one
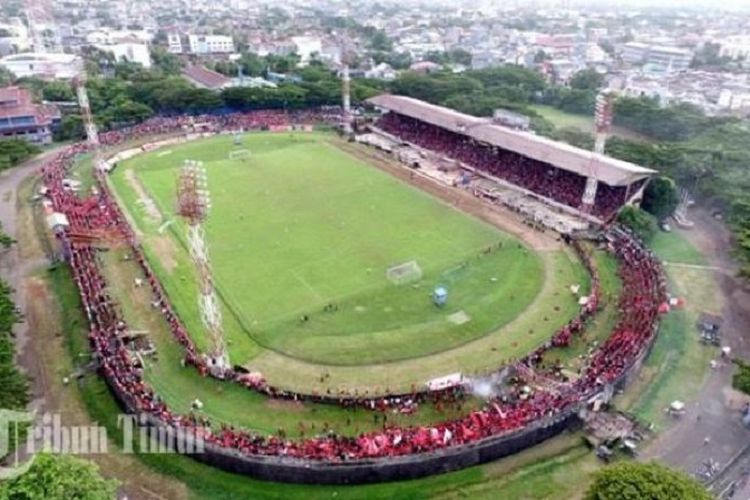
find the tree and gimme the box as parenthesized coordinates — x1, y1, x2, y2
(239, 53, 265, 77)
(0, 139, 40, 171)
(691, 42, 731, 69)
(732, 359, 750, 395)
(0, 66, 14, 86)
(569, 69, 604, 91)
(585, 461, 711, 500)
(533, 49, 550, 63)
(617, 206, 658, 243)
(0, 453, 117, 499)
(110, 100, 154, 124)
(369, 31, 393, 52)
(543, 87, 596, 115)
(41, 81, 75, 102)
(150, 47, 183, 75)
(54, 115, 85, 141)
(641, 177, 679, 220)
(448, 48, 472, 66)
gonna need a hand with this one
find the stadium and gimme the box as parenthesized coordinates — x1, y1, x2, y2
(39, 96, 667, 484)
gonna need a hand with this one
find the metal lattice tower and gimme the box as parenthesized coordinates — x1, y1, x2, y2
(176, 161, 229, 375)
(581, 89, 615, 213)
(336, 24, 356, 135)
(74, 74, 105, 173)
(341, 64, 352, 134)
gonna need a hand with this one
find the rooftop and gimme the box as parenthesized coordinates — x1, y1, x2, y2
(0, 85, 59, 123)
(367, 95, 656, 186)
(181, 65, 229, 90)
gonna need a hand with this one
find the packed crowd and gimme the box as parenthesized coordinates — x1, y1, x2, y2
(375, 112, 636, 220)
(40, 109, 667, 462)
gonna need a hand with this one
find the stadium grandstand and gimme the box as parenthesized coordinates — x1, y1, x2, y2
(365, 95, 656, 224)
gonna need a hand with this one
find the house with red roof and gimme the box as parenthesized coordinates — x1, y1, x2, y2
(0, 86, 60, 144)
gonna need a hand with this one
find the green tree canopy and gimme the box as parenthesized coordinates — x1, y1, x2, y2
(618, 206, 658, 242)
(0, 139, 39, 171)
(569, 68, 604, 91)
(41, 80, 75, 102)
(641, 177, 680, 220)
(369, 31, 393, 52)
(585, 461, 711, 500)
(0, 66, 14, 86)
(0, 453, 118, 500)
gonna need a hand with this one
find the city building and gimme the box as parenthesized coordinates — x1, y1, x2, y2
(182, 65, 276, 90)
(0, 52, 82, 79)
(621, 42, 650, 65)
(0, 86, 60, 144)
(94, 37, 152, 68)
(167, 33, 183, 54)
(0, 18, 32, 52)
(621, 42, 693, 72)
(719, 35, 750, 60)
(291, 36, 322, 65)
(182, 64, 231, 89)
(187, 35, 235, 55)
(647, 46, 693, 72)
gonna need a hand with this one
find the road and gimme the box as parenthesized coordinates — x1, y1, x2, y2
(642, 210, 750, 493)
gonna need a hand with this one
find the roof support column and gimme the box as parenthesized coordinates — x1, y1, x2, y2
(581, 176, 598, 213)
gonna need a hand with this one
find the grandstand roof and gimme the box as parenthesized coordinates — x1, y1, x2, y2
(367, 95, 656, 186)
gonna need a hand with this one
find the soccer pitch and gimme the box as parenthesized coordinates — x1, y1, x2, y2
(111, 132, 552, 367)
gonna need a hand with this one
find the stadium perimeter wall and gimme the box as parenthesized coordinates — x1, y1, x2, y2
(104, 375, 577, 484)
(102, 332, 657, 485)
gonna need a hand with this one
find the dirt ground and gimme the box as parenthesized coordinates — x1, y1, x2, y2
(642, 209, 750, 495)
(0, 152, 188, 499)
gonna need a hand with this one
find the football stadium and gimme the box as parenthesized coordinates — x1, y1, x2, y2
(39, 98, 666, 484)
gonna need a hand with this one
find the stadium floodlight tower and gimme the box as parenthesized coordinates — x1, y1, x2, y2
(73, 72, 105, 174)
(176, 161, 230, 377)
(581, 89, 615, 214)
(336, 28, 357, 135)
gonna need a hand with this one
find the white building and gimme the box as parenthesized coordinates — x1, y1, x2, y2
(291, 36, 322, 65)
(621, 42, 650, 64)
(622, 78, 673, 103)
(0, 52, 82, 79)
(188, 35, 235, 55)
(719, 36, 750, 60)
(648, 46, 692, 72)
(94, 42, 151, 68)
(621, 42, 692, 72)
(0, 19, 32, 52)
(167, 33, 183, 54)
(364, 62, 397, 81)
(718, 86, 750, 112)
(85, 29, 154, 46)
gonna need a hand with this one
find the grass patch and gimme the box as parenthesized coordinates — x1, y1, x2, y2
(650, 231, 706, 265)
(619, 232, 717, 427)
(541, 248, 621, 368)
(530, 105, 649, 143)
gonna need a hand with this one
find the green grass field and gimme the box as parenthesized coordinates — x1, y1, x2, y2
(51, 262, 598, 499)
(530, 105, 651, 143)
(111, 132, 549, 367)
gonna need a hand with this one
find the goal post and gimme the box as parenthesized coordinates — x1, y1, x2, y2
(228, 149, 251, 161)
(386, 261, 423, 285)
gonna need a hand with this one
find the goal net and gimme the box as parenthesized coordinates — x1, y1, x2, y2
(228, 149, 251, 161)
(386, 261, 423, 285)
